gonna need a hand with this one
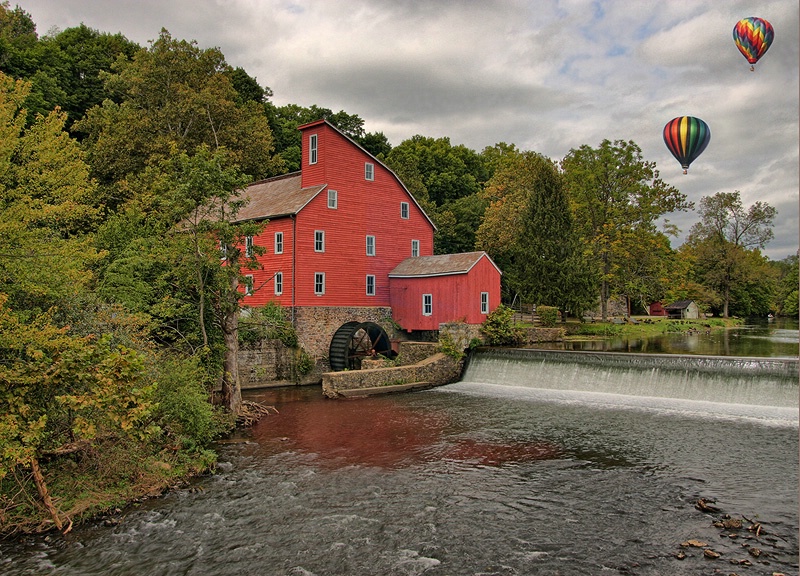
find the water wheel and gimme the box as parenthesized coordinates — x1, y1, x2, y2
(328, 321, 395, 371)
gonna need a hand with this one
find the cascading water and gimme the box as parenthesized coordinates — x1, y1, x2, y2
(462, 349, 798, 406)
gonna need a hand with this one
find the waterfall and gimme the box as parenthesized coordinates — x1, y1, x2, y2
(462, 349, 799, 408)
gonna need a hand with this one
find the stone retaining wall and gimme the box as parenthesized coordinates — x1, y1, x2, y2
(524, 326, 566, 343)
(322, 352, 463, 398)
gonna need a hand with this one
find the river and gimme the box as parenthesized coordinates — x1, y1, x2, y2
(1, 319, 797, 575)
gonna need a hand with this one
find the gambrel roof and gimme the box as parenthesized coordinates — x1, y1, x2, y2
(389, 251, 501, 278)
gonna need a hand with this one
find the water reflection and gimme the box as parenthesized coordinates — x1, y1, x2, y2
(536, 317, 799, 357)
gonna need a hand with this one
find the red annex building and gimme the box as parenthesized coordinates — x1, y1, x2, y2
(232, 119, 501, 364)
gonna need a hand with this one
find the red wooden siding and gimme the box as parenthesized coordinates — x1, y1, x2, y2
(389, 256, 501, 331)
(240, 120, 435, 308)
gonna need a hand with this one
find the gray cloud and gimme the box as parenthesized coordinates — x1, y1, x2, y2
(19, 0, 799, 259)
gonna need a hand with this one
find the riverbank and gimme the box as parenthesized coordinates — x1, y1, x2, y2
(563, 316, 742, 340)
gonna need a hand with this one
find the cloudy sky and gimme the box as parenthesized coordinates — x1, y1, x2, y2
(18, 0, 800, 259)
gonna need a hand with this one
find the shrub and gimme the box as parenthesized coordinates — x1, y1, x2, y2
(238, 301, 298, 347)
(537, 305, 559, 327)
(295, 348, 314, 376)
(438, 332, 465, 359)
(152, 354, 231, 449)
(480, 304, 525, 346)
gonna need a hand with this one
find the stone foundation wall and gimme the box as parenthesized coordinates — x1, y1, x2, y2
(440, 322, 484, 350)
(291, 306, 394, 374)
(322, 352, 463, 398)
(524, 327, 566, 343)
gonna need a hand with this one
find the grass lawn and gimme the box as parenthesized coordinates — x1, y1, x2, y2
(561, 316, 742, 340)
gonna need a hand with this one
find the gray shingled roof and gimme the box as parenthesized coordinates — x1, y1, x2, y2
(231, 172, 326, 223)
(389, 251, 499, 277)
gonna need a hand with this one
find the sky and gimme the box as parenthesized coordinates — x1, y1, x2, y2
(17, 0, 800, 260)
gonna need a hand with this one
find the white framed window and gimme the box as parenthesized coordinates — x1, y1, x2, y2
(411, 239, 419, 257)
(400, 202, 409, 219)
(309, 134, 318, 164)
(365, 162, 374, 181)
(366, 275, 375, 296)
(219, 239, 227, 260)
(314, 272, 325, 295)
(315, 230, 325, 253)
(244, 274, 254, 296)
(328, 189, 338, 209)
(366, 235, 375, 256)
(275, 272, 283, 296)
(481, 292, 489, 314)
(245, 236, 254, 257)
(274, 232, 283, 254)
(422, 294, 433, 316)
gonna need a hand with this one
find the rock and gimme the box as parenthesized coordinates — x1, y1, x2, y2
(723, 517, 743, 529)
(681, 539, 708, 548)
(703, 549, 721, 559)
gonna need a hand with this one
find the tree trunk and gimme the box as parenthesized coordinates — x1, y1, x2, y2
(31, 457, 63, 531)
(723, 285, 730, 318)
(221, 307, 242, 416)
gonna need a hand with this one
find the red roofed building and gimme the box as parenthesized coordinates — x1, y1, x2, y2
(389, 252, 502, 331)
(233, 120, 500, 370)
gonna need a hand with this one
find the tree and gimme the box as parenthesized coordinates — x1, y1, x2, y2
(561, 139, 691, 319)
(477, 151, 595, 315)
(385, 135, 487, 207)
(685, 191, 777, 317)
(74, 29, 283, 206)
(773, 255, 798, 317)
(0, 72, 101, 313)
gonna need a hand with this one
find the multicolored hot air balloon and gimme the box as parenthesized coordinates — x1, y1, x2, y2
(733, 17, 774, 71)
(663, 116, 711, 175)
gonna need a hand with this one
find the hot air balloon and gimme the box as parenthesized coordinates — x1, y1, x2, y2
(733, 17, 774, 71)
(663, 116, 710, 174)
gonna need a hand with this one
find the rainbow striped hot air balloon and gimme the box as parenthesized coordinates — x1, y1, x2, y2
(663, 116, 711, 175)
(733, 17, 774, 71)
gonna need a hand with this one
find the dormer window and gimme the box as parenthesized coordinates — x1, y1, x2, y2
(309, 134, 318, 165)
(365, 162, 374, 181)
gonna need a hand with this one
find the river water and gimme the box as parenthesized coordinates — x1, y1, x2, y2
(1, 321, 798, 576)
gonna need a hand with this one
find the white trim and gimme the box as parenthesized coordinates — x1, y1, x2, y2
(481, 292, 489, 314)
(314, 272, 325, 295)
(366, 235, 375, 256)
(400, 201, 409, 219)
(275, 271, 283, 295)
(314, 230, 325, 253)
(274, 231, 283, 254)
(327, 189, 338, 209)
(309, 134, 318, 164)
(411, 239, 419, 257)
(422, 293, 433, 316)
(366, 274, 375, 296)
(365, 162, 374, 181)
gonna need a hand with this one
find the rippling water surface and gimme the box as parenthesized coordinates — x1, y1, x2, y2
(2, 377, 797, 576)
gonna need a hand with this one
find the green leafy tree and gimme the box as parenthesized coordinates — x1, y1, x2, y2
(0, 73, 101, 313)
(773, 255, 798, 317)
(385, 135, 487, 207)
(684, 191, 777, 317)
(477, 151, 595, 316)
(434, 193, 487, 254)
(561, 139, 691, 319)
(74, 29, 283, 207)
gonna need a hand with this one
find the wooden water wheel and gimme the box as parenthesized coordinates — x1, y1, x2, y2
(328, 321, 395, 371)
